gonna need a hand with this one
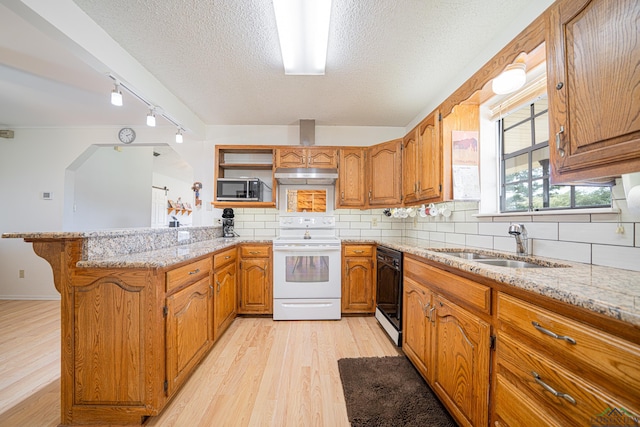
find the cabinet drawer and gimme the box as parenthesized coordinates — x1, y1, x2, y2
(166, 257, 211, 293)
(344, 245, 374, 257)
(495, 332, 638, 426)
(213, 247, 236, 269)
(497, 293, 640, 404)
(240, 245, 271, 258)
(404, 256, 490, 314)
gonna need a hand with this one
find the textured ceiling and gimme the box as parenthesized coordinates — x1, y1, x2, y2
(0, 0, 552, 129)
(70, 0, 545, 126)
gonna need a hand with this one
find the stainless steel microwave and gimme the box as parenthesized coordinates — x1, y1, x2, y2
(216, 178, 264, 201)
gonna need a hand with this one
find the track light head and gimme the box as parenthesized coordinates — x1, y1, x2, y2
(175, 128, 184, 143)
(111, 84, 123, 106)
(146, 109, 156, 127)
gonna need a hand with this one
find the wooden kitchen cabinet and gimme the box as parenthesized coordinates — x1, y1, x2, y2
(276, 147, 338, 169)
(402, 276, 434, 381)
(213, 248, 237, 339)
(493, 292, 640, 426)
(546, 0, 640, 183)
(165, 275, 213, 396)
(367, 139, 403, 206)
(337, 147, 367, 208)
(238, 244, 272, 314)
(341, 244, 376, 313)
(403, 111, 442, 204)
(403, 255, 491, 427)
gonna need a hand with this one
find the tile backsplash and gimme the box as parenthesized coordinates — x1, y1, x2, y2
(231, 180, 640, 272)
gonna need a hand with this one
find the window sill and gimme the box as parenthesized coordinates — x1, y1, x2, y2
(474, 207, 619, 218)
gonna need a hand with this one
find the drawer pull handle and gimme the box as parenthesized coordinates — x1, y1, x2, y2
(353, 250, 365, 254)
(249, 251, 260, 254)
(216, 281, 221, 293)
(531, 321, 576, 345)
(225, 255, 231, 259)
(188, 268, 201, 275)
(531, 371, 576, 405)
(555, 125, 566, 157)
(429, 307, 436, 324)
(421, 302, 431, 318)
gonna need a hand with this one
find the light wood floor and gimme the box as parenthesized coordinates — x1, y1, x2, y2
(0, 300, 400, 427)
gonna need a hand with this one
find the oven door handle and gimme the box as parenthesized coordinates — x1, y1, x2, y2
(273, 246, 340, 252)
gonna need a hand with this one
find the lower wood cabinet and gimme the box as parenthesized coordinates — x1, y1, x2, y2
(403, 255, 490, 427)
(238, 244, 273, 314)
(341, 244, 376, 313)
(213, 247, 237, 339)
(493, 292, 640, 427)
(165, 275, 213, 395)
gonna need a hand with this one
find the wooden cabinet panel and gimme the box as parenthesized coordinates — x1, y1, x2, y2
(165, 277, 212, 396)
(74, 278, 145, 404)
(416, 112, 442, 201)
(431, 294, 491, 427)
(239, 257, 272, 314)
(239, 245, 270, 258)
(276, 147, 337, 169)
(496, 332, 636, 427)
(213, 261, 236, 339)
(368, 139, 402, 206)
(497, 293, 640, 406)
(166, 257, 211, 293)
(547, 0, 640, 182)
(404, 256, 490, 314)
(402, 276, 433, 381)
(337, 147, 367, 208)
(341, 244, 376, 314)
(213, 247, 236, 270)
(402, 129, 419, 204)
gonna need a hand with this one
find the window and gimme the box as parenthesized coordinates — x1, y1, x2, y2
(500, 97, 611, 212)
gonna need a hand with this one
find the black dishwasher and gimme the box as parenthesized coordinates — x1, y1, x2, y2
(375, 246, 403, 346)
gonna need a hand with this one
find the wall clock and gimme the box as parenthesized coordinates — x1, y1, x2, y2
(118, 127, 136, 144)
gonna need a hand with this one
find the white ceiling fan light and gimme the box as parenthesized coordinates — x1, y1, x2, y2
(273, 0, 332, 75)
(492, 55, 527, 95)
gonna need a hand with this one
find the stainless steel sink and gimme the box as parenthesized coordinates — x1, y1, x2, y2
(474, 259, 546, 268)
(439, 251, 496, 260)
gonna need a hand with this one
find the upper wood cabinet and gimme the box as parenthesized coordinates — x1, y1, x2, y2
(546, 0, 640, 182)
(337, 147, 367, 208)
(276, 147, 338, 169)
(403, 111, 442, 205)
(367, 139, 403, 206)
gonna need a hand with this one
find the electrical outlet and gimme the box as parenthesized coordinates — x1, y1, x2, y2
(19, 270, 24, 278)
(371, 218, 378, 227)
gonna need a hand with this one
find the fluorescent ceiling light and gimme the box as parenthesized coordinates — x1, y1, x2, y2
(492, 62, 527, 95)
(273, 0, 332, 75)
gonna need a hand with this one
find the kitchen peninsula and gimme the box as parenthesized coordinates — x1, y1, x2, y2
(4, 227, 640, 426)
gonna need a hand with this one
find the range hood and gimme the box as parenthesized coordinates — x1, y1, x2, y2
(274, 167, 338, 185)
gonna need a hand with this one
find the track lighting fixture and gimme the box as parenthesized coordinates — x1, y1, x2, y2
(110, 83, 123, 106)
(146, 109, 156, 127)
(175, 128, 183, 143)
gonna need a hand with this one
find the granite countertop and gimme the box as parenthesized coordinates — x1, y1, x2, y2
(369, 238, 640, 329)
(5, 230, 640, 328)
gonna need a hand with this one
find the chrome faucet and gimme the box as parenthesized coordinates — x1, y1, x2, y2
(508, 224, 528, 255)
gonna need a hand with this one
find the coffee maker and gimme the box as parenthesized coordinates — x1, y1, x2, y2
(222, 208, 236, 238)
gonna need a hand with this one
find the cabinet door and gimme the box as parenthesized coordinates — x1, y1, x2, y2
(342, 256, 374, 313)
(547, 0, 640, 182)
(337, 148, 367, 208)
(166, 277, 213, 395)
(402, 276, 433, 381)
(307, 147, 338, 168)
(213, 261, 236, 339)
(416, 112, 442, 201)
(402, 129, 418, 204)
(368, 139, 402, 206)
(277, 148, 307, 167)
(431, 295, 490, 427)
(239, 258, 272, 314)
